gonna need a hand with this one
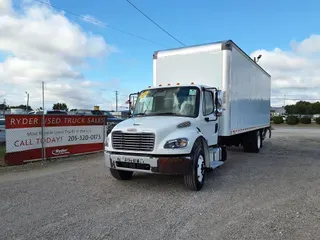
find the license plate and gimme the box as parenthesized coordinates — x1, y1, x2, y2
(114, 155, 145, 164)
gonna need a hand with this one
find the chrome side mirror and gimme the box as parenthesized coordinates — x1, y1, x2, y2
(216, 90, 223, 106)
(216, 90, 223, 116)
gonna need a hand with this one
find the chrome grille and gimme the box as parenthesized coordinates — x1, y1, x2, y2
(112, 131, 155, 152)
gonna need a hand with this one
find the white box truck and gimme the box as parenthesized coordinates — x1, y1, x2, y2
(104, 40, 271, 191)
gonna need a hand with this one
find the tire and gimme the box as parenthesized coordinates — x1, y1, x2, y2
(110, 168, 133, 180)
(251, 131, 262, 153)
(243, 136, 251, 153)
(243, 130, 261, 153)
(260, 131, 264, 148)
(221, 146, 227, 161)
(184, 143, 205, 191)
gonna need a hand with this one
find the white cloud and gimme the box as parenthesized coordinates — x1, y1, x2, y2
(290, 35, 320, 55)
(82, 15, 105, 27)
(0, 0, 13, 15)
(250, 34, 320, 107)
(0, 0, 119, 110)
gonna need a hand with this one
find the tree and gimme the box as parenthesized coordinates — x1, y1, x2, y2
(53, 103, 68, 111)
(312, 102, 320, 114)
(0, 103, 9, 110)
(285, 101, 320, 115)
(10, 105, 32, 111)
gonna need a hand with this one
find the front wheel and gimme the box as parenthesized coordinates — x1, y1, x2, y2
(184, 144, 205, 191)
(110, 168, 133, 180)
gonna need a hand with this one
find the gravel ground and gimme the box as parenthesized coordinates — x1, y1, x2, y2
(0, 126, 320, 240)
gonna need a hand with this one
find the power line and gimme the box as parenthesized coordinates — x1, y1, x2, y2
(125, 0, 186, 46)
(33, 0, 168, 47)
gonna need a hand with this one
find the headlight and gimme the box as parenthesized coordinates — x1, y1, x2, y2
(164, 138, 188, 149)
(104, 136, 109, 147)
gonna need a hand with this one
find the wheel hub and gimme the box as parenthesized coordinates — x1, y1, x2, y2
(197, 155, 205, 182)
(257, 133, 261, 149)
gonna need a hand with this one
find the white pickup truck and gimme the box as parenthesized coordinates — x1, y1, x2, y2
(104, 40, 271, 191)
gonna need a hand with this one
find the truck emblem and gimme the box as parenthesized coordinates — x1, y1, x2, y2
(127, 128, 137, 132)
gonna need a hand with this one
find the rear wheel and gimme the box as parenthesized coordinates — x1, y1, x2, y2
(184, 144, 205, 191)
(110, 168, 133, 180)
(221, 146, 227, 161)
(243, 130, 262, 153)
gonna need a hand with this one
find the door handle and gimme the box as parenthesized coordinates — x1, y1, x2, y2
(215, 123, 218, 133)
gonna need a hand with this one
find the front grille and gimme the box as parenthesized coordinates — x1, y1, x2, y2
(112, 131, 155, 152)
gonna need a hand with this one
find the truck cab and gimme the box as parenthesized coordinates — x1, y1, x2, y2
(104, 84, 225, 191)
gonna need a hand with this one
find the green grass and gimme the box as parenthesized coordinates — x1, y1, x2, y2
(0, 145, 6, 167)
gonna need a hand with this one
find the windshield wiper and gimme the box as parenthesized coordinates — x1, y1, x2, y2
(151, 112, 182, 116)
(134, 112, 147, 116)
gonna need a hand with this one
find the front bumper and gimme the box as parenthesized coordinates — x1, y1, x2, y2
(104, 151, 192, 175)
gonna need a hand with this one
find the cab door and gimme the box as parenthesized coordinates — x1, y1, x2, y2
(198, 90, 219, 146)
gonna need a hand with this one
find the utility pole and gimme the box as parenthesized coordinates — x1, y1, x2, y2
(2, 99, 6, 116)
(283, 94, 286, 115)
(41, 81, 46, 161)
(115, 91, 118, 112)
(25, 91, 29, 113)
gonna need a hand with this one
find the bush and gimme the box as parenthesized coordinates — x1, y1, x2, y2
(316, 117, 320, 125)
(286, 115, 299, 125)
(272, 116, 284, 124)
(300, 116, 311, 124)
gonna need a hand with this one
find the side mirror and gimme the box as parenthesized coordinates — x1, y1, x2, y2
(215, 90, 223, 117)
(127, 91, 140, 118)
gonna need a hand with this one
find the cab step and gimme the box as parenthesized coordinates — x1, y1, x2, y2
(210, 161, 224, 169)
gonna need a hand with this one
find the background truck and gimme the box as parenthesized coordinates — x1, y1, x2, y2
(104, 40, 271, 191)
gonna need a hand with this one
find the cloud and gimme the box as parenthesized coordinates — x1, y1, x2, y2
(250, 34, 320, 107)
(290, 35, 320, 56)
(0, 0, 118, 110)
(82, 15, 105, 27)
(0, 0, 13, 15)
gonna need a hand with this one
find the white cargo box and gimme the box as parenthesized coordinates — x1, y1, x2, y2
(153, 40, 271, 136)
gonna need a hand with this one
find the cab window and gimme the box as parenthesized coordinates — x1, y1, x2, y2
(203, 91, 214, 116)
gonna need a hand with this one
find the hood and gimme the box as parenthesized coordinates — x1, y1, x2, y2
(112, 116, 193, 134)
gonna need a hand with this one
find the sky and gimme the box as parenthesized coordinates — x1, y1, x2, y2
(0, 0, 320, 111)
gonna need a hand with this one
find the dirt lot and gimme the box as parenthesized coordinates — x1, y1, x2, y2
(0, 126, 319, 240)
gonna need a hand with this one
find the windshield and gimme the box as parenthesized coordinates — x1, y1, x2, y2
(133, 86, 200, 117)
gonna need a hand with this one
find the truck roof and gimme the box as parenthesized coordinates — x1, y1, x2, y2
(145, 83, 210, 90)
(153, 39, 270, 77)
